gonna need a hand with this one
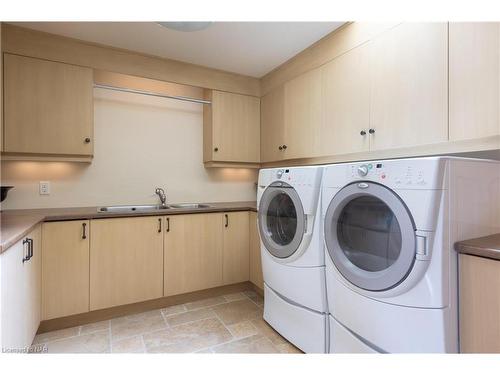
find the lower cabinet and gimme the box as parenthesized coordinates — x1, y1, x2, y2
(249, 212, 264, 290)
(16, 210, 257, 335)
(223, 211, 250, 284)
(42, 220, 90, 320)
(1, 225, 41, 350)
(459, 254, 500, 353)
(164, 213, 224, 296)
(90, 216, 164, 310)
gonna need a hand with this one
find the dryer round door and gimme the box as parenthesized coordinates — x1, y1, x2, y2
(324, 182, 417, 291)
(258, 182, 305, 259)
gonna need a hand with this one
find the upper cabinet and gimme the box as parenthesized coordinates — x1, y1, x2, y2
(203, 90, 260, 166)
(368, 23, 448, 151)
(260, 85, 285, 162)
(260, 23, 449, 164)
(320, 41, 371, 156)
(449, 23, 500, 141)
(3, 54, 94, 159)
(283, 68, 322, 160)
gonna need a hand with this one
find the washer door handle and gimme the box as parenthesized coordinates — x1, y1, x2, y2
(357, 182, 369, 189)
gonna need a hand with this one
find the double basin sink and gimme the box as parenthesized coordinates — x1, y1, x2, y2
(98, 203, 211, 213)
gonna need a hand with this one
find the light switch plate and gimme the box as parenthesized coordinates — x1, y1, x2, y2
(39, 181, 50, 195)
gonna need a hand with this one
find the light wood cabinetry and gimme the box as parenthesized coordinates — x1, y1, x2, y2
(164, 213, 224, 296)
(3, 54, 94, 157)
(41, 220, 90, 320)
(249, 212, 264, 290)
(459, 254, 500, 353)
(450, 22, 500, 141)
(283, 68, 322, 159)
(1, 225, 41, 350)
(320, 42, 371, 156)
(204, 90, 260, 165)
(368, 23, 448, 151)
(261, 85, 285, 162)
(222, 212, 250, 284)
(90, 217, 164, 310)
(260, 23, 449, 164)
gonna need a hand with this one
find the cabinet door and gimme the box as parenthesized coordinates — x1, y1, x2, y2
(164, 213, 224, 296)
(25, 225, 41, 342)
(42, 220, 90, 320)
(369, 23, 448, 150)
(222, 212, 250, 284)
(205, 91, 260, 163)
(321, 43, 371, 156)
(450, 22, 500, 141)
(261, 86, 285, 162)
(459, 254, 500, 353)
(1, 237, 29, 349)
(284, 68, 322, 159)
(249, 212, 264, 290)
(3, 54, 93, 155)
(90, 217, 164, 310)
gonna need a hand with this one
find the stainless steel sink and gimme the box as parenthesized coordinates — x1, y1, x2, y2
(169, 203, 211, 209)
(98, 204, 171, 213)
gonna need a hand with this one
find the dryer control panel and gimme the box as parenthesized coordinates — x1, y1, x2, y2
(320, 157, 447, 190)
(350, 162, 428, 186)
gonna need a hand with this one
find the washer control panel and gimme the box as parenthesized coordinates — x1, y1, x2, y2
(349, 162, 427, 186)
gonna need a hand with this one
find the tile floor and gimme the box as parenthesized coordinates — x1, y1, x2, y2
(31, 290, 302, 354)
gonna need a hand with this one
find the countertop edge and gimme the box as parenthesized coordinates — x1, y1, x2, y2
(1, 202, 257, 254)
(455, 233, 500, 261)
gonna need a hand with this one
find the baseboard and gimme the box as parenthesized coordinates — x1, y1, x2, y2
(37, 281, 254, 334)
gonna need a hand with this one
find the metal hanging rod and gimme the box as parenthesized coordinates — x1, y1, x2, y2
(93, 84, 211, 105)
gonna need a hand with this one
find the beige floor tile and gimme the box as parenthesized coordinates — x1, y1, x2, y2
(111, 309, 167, 341)
(161, 304, 187, 316)
(165, 307, 216, 327)
(244, 290, 264, 306)
(184, 296, 226, 310)
(212, 299, 262, 325)
(111, 336, 145, 353)
(45, 331, 110, 353)
(250, 318, 288, 346)
(80, 320, 110, 335)
(144, 318, 232, 353)
(33, 326, 80, 345)
(276, 342, 303, 354)
(211, 334, 279, 353)
(226, 321, 258, 339)
(195, 347, 214, 353)
(223, 292, 247, 302)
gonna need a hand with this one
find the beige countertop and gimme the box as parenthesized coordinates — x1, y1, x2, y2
(455, 233, 500, 261)
(0, 201, 257, 254)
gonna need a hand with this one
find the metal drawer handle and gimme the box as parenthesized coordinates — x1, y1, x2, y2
(166, 217, 170, 232)
(225, 214, 229, 228)
(82, 222, 87, 239)
(22, 238, 32, 263)
(158, 218, 162, 233)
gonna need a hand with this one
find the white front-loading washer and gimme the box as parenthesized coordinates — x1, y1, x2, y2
(322, 157, 500, 353)
(257, 166, 327, 353)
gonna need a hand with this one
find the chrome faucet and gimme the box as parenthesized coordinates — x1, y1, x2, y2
(155, 188, 167, 208)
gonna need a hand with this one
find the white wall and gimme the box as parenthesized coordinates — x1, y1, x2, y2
(0, 88, 258, 210)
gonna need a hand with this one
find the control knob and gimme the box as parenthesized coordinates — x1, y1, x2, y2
(357, 164, 369, 177)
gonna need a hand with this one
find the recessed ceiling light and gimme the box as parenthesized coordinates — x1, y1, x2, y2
(156, 22, 213, 32)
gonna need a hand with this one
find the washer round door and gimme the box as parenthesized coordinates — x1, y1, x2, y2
(258, 182, 305, 259)
(324, 182, 417, 291)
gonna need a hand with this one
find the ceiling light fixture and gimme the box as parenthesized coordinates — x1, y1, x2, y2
(156, 22, 213, 32)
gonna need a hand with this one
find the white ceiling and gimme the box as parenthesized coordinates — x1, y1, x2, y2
(10, 22, 344, 77)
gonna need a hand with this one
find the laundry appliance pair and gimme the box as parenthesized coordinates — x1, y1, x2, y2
(257, 157, 500, 353)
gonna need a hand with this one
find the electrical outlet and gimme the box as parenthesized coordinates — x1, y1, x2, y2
(39, 181, 50, 195)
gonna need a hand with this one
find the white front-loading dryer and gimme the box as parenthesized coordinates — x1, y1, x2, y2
(257, 166, 327, 353)
(322, 157, 500, 353)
